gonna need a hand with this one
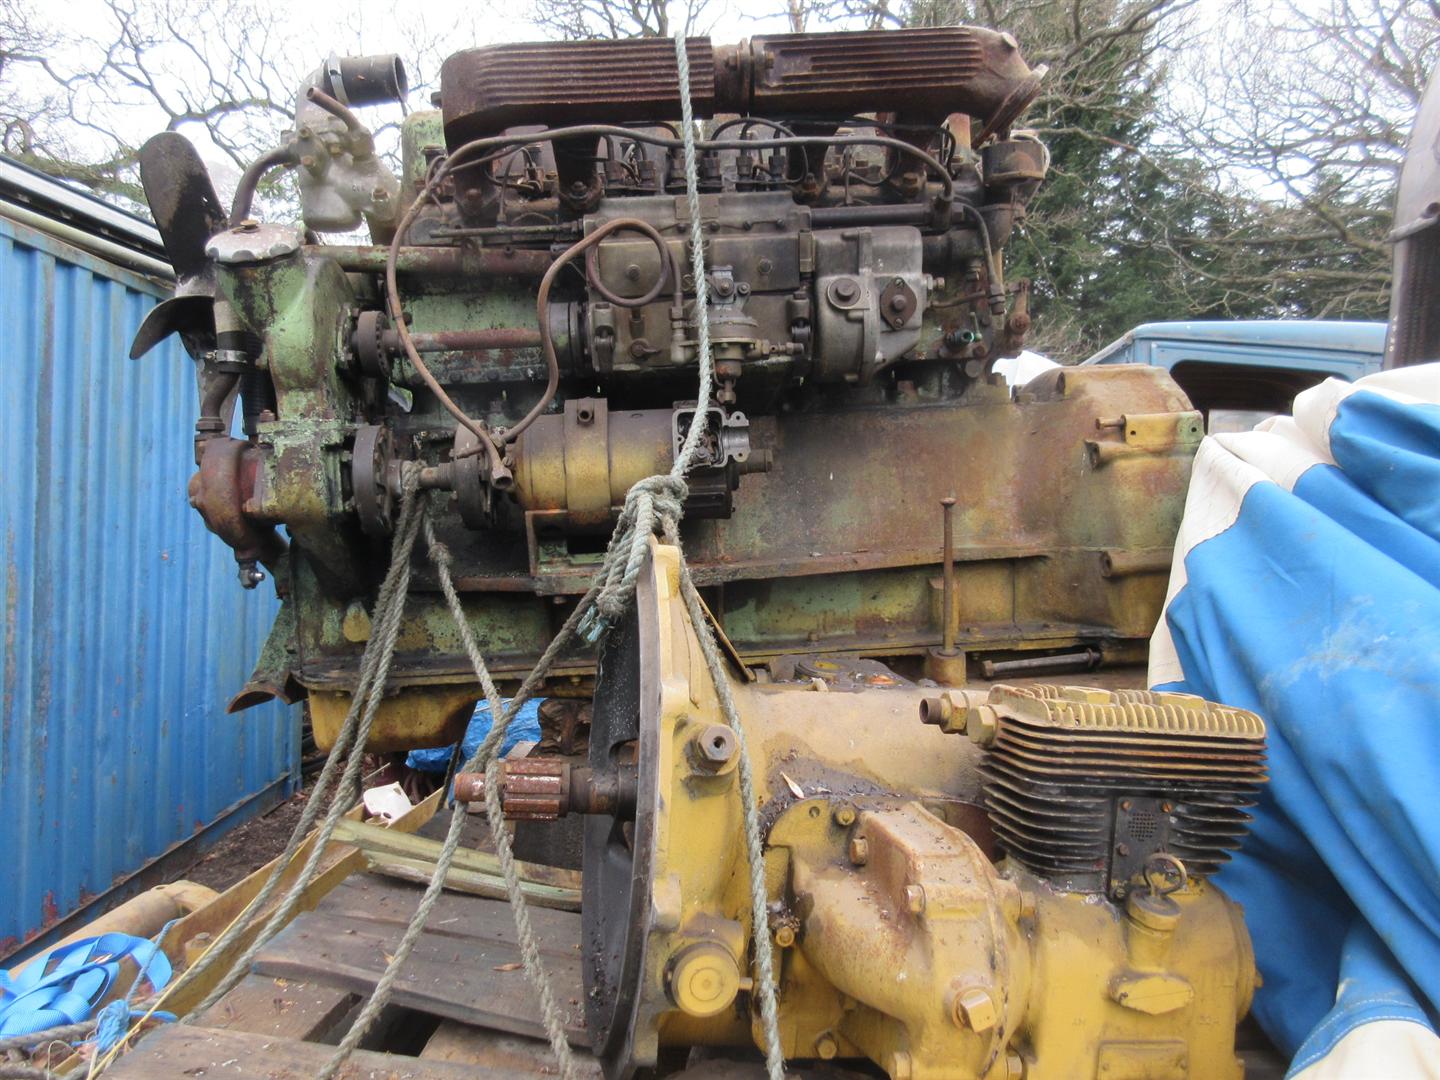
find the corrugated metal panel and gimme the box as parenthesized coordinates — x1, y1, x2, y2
(0, 213, 297, 956)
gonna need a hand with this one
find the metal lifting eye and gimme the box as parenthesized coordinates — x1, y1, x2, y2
(1142, 852, 1188, 897)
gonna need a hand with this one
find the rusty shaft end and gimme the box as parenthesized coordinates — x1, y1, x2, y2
(454, 760, 636, 821)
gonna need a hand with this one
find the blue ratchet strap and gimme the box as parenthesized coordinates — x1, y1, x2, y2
(0, 931, 174, 1039)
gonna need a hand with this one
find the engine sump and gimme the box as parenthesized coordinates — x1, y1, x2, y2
(974, 684, 1268, 896)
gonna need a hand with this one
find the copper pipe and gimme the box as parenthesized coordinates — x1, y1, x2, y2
(395, 327, 544, 352)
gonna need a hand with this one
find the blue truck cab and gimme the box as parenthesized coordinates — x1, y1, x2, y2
(1081, 320, 1386, 432)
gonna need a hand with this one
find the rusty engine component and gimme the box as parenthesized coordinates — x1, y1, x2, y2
(440, 29, 1040, 144)
(133, 26, 1197, 756)
(124, 27, 1270, 1078)
(493, 542, 1262, 1079)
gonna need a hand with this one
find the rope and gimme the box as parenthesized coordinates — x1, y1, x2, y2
(186, 466, 430, 1019)
(0, 1022, 95, 1053)
(86, 467, 434, 1078)
(315, 510, 581, 1080)
(668, 34, 785, 1078)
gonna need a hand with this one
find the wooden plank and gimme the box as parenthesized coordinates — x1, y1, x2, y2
(251, 881, 588, 1045)
(420, 1019, 602, 1076)
(333, 817, 583, 894)
(104, 1023, 517, 1080)
(317, 872, 585, 944)
(363, 854, 581, 910)
(199, 972, 358, 1041)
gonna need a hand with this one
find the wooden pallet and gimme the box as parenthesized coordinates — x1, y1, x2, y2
(107, 870, 600, 1078)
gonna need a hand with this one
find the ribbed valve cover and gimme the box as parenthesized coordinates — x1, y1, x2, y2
(976, 684, 1267, 896)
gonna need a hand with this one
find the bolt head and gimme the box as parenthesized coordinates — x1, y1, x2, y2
(905, 884, 926, 914)
(952, 986, 998, 1032)
(848, 835, 869, 865)
(692, 724, 737, 771)
(966, 705, 1000, 746)
(833, 804, 856, 827)
(774, 924, 796, 948)
(814, 1033, 839, 1060)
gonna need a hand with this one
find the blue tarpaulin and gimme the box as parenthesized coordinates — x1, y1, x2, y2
(405, 698, 544, 773)
(1149, 365, 1440, 1077)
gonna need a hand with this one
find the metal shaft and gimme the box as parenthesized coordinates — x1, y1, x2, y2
(941, 496, 957, 655)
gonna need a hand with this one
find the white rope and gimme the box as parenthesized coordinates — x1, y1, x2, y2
(669, 31, 787, 1080)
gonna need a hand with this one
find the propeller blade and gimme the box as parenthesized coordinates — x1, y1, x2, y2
(137, 132, 226, 282)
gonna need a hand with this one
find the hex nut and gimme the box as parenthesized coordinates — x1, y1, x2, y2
(774, 924, 796, 948)
(814, 1032, 839, 1060)
(951, 986, 998, 1033)
(904, 884, 926, 914)
(966, 705, 1000, 747)
(1005, 1050, 1026, 1078)
(691, 724, 737, 772)
(889, 1051, 914, 1080)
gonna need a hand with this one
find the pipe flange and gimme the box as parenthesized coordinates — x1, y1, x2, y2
(352, 310, 391, 380)
(352, 424, 395, 536)
(451, 425, 495, 529)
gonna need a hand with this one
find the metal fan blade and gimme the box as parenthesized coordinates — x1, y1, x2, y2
(130, 294, 216, 359)
(137, 132, 226, 283)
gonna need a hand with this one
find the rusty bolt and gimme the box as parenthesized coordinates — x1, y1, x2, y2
(848, 835, 869, 866)
(905, 884, 926, 914)
(814, 1032, 839, 1060)
(951, 987, 998, 1032)
(832, 804, 856, 827)
(691, 724, 737, 772)
(1120, 799, 1133, 811)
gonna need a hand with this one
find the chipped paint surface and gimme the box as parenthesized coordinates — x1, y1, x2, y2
(0, 215, 298, 957)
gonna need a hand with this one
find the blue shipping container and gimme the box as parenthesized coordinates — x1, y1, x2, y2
(0, 213, 298, 958)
